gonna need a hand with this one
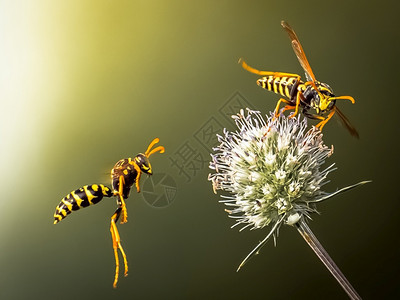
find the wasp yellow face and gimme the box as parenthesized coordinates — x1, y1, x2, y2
(317, 96, 336, 114)
(133, 153, 153, 175)
(314, 82, 336, 115)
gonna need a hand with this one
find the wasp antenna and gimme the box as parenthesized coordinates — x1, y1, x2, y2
(147, 146, 165, 157)
(330, 96, 355, 104)
(145, 138, 160, 156)
(145, 138, 165, 157)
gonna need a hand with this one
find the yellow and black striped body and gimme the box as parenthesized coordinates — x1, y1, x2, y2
(52, 138, 164, 288)
(54, 184, 113, 224)
(240, 21, 358, 136)
(257, 75, 301, 101)
(256, 75, 337, 118)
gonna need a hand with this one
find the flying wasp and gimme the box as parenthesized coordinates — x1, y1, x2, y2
(239, 20, 359, 137)
(54, 138, 165, 288)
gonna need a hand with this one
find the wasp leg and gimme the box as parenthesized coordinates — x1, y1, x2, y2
(280, 104, 296, 114)
(131, 162, 142, 193)
(239, 58, 301, 79)
(288, 91, 303, 119)
(303, 111, 325, 121)
(110, 207, 129, 288)
(316, 107, 336, 130)
(274, 98, 292, 117)
(114, 175, 128, 224)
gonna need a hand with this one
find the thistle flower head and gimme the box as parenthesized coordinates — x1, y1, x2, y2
(208, 109, 368, 270)
(209, 109, 334, 228)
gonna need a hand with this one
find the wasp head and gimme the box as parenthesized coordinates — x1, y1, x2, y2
(133, 153, 153, 175)
(314, 82, 355, 115)
(131, 138, 165, 175)
(311, 82, 336, 115)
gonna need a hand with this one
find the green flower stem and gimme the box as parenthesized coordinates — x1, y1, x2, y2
(295, 219, 361, 300)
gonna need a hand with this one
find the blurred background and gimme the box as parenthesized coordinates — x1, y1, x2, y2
(1, 0, 399, 299)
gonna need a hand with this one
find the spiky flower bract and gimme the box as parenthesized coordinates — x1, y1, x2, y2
(208, 109, 368, 270)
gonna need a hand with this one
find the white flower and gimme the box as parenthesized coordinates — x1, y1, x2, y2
(209, 109, 333, 227)
(274, 169, 287, 181)
(286, 212, 301, 226)
(264, 152, 276, 166)
(208, 109, 369, 270)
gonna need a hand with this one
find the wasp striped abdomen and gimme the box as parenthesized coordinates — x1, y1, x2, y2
(257, 76, 300, 99)
(54, 184, 113, 224)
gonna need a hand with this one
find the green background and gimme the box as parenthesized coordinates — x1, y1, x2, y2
(1, 0, 398, 299)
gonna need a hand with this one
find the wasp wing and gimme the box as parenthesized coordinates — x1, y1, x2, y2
(335, 107, 359, 138)
(281, 20, 317, 82)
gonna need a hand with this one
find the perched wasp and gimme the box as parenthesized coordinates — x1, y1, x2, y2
(240, 20, 358, 137)
(54, 138, 165, 288)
